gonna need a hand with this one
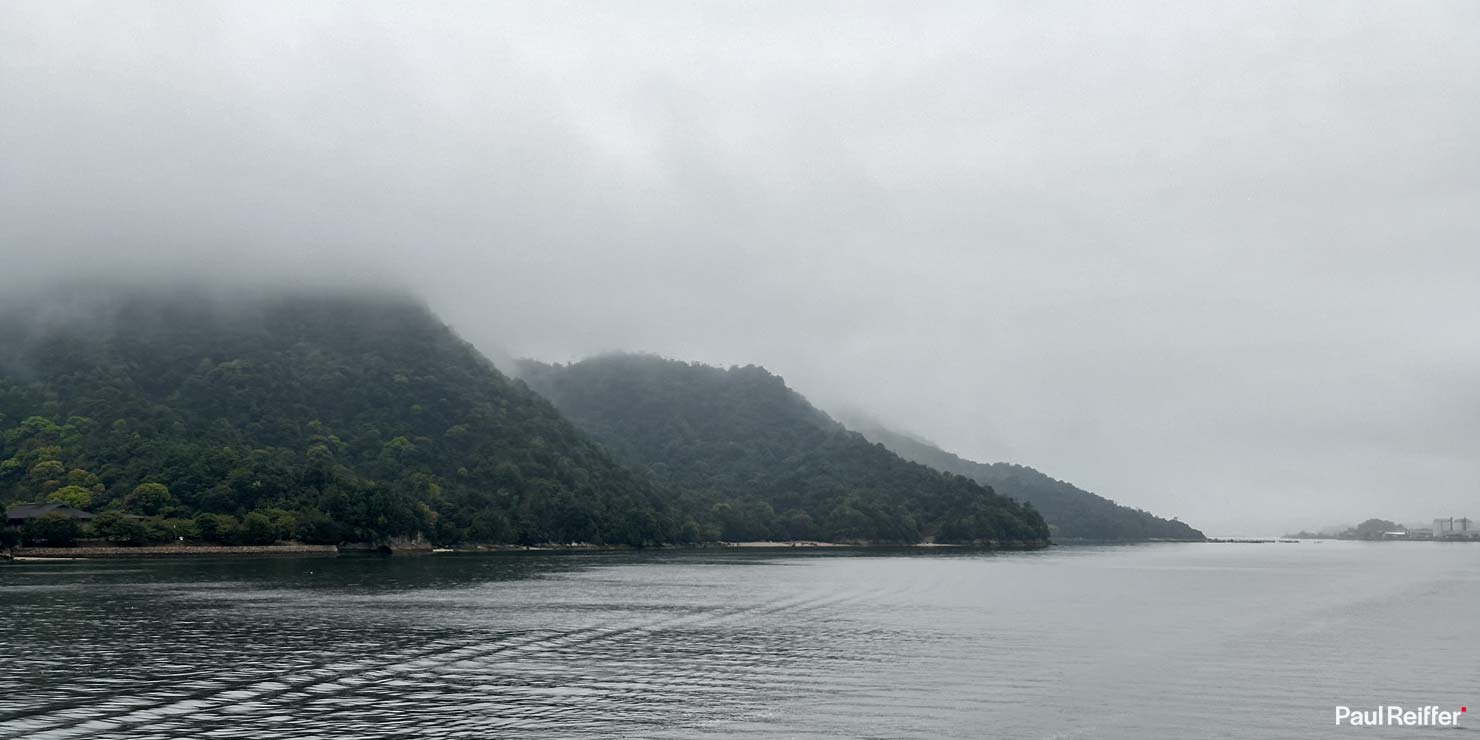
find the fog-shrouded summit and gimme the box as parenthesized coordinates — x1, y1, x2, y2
(519, 353, 1050, 546)
(0, 286, 1048, 547)
(0, 286, 681, 546)
(5, 2, 1480, 533)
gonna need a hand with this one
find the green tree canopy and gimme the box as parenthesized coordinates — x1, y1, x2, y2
(46, 485, 93, 510)
(126, 482, 173, 516)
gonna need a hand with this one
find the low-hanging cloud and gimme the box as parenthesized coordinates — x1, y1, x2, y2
(3, 0, 1479, 534)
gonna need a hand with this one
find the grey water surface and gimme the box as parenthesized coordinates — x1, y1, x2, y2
(2, 542, 1476, 739)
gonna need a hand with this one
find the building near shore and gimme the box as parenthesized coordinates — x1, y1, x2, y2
(5, 502, 96, 527)
(1432, 518, 1478, 540)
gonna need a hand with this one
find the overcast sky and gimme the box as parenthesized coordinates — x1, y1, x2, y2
(4, 1, 1478, 534)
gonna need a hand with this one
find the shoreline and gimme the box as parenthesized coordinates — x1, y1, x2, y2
(438, 539, 1051, 553)
(3, 539, 1056, 560)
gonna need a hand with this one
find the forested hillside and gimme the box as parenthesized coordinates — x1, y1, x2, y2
(845, 422, 1204, 542)
(0, 289, 680, 546)
(518, 354, 1050, 546)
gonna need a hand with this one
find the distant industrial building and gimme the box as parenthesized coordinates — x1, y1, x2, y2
(1432, 518, 1479, 540)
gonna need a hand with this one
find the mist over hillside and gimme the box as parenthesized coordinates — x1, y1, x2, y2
(0, 285, 1052, 547)
(519, 353, 1050, 546)
(837, 416, 1204, 542)
(0, 287, 680, 546)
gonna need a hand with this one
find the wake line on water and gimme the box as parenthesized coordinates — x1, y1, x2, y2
(0, 585, 882, 740)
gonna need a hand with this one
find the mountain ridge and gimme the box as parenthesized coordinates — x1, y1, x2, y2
(518, 353, 1051, 546)
(838, 416, 1204, 542)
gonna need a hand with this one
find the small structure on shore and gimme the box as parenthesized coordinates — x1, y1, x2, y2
(5, 502, 96, 527)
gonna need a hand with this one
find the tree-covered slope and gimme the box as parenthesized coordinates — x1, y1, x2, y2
(0, 288, 679, 546)
(843, 421, 1204, 542)
(517, 354, 1050, 545)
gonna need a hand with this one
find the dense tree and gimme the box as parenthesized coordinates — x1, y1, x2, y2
(125, 482, 173, 516)
(239, 512, 278, 545)
(194, 513, 241, 544)
(46, 485, 93, 510)
(91, 511, 174, 545)
(519, 354, 1050, 545)
(21, 513, 80, 546)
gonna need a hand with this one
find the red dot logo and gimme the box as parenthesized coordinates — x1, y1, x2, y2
(1462, 707, 1468, 713)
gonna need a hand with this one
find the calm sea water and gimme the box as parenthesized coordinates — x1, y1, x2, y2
(1, 542, 1476, 739)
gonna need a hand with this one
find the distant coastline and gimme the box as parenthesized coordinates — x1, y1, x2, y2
(1286, 517, 1479, 542)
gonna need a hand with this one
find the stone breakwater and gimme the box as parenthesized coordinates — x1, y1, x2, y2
(9, 544, 339, 559)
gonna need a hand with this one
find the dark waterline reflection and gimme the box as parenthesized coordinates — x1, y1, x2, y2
(2, 544, 1476, 738)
